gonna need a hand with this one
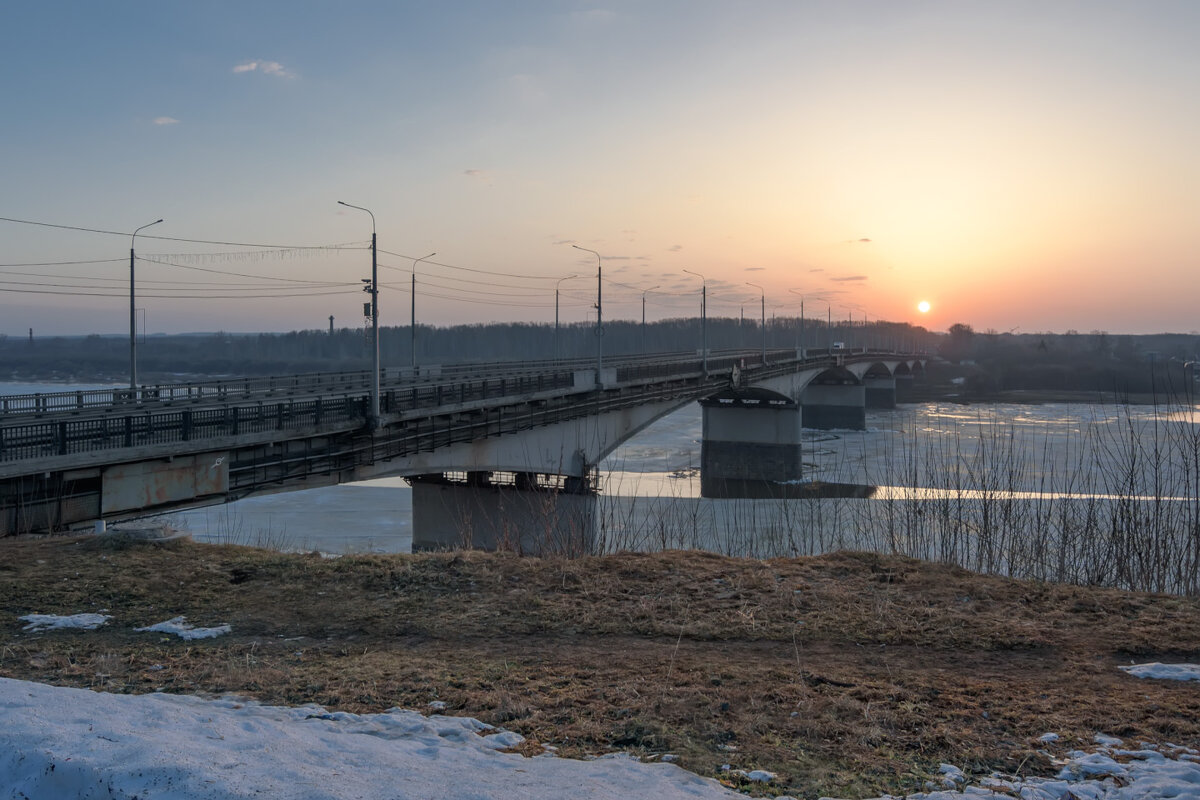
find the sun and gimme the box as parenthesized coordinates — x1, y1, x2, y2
(917, 300, 931, 314)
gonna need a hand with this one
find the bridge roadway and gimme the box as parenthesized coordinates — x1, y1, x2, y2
(0, 348, 924, 536)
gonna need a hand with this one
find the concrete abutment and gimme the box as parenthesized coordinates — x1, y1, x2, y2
(699, 389, 803, 498)
(409, 471, 596, 555)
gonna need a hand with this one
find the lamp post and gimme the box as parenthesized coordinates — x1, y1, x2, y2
(746, 281, 766, 363)
(337, 200, 380, 427)
(788, 288, 805, 358)
(641, 285, 659, 353)
(572, 245, 603, 386)
(683, 269, 707, 377)
(410, 252, 436, 370)
(130, 218, 162, 393)
(554, 273, 577, 361)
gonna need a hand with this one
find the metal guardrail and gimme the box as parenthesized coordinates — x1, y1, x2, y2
(0, 369, 583, 464)
(0, 350, 922, 465)
(0, 351, 708, 419)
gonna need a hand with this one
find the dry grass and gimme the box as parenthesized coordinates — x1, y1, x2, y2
(2, 535, 1199, 797)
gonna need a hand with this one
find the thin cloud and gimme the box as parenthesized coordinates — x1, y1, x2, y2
(667, 245, 682, 253)
(744, 267, 764, 272)
(462, 169, 493, 186)
(830, 275, 868, 283)
(153, 117, 180, 126)
(809, 268, 825, 273)
(232, 60, 295, 78)
(858, 238, 872, 243)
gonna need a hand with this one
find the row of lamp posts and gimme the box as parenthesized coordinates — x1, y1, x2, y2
(127, 210, 861, 431)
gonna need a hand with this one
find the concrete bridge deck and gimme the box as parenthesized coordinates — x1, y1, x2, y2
(1, 348, 926, 538)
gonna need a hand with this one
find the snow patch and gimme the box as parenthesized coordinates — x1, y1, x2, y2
(3, 677, 1200, 800)
(19, 612, 111, 631)
(1119, 662, 1200, 682)
(135, 615, 232, 640)
(0, 678, 743, 799)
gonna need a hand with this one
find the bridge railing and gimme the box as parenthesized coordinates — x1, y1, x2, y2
(0, 367, 592, 464)
(0, 351, 708, 419)
(0, 349, 924, 464)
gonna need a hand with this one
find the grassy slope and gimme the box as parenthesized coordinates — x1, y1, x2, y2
(2, 536, 1199, 797)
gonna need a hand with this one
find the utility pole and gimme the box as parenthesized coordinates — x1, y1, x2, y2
(641, 285, 659, 353)
(410, 252, 436, 370)
(572, 245, 603, 387)
(338, 201, 379, 427)
(684, 269, 707, 377)
(746, 282, 765, 363)
(554, 274, 576, 361)
(130, 218, 162, 393)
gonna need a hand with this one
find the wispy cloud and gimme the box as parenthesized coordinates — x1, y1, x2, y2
(462, 169, 493, 187)
(153, 116, 180, 126)
(667, 245, 682, 253)
(831, 275, 868, 283)
(744, 266, 764, 272)
(232, 60, 295, 78)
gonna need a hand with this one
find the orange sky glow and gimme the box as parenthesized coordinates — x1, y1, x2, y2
(2, 2, 1198, 336)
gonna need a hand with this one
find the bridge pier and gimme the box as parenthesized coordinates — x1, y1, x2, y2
(895, 373, 915, 402)
(699, 389, 803, 498)
(864, 376, 897, 409)
(801, 376, 866, 430)
(409, 471, 596, 555)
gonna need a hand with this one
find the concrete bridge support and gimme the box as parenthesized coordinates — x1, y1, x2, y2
(864, 376, 897, 409)
(895, 373, 915, 402)
(699, 389, 803, 498)
(801, 380, 866, 430)
(409, 471, 596, 555)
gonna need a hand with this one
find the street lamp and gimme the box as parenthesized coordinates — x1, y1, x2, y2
(337, 200, 380, 427)
(554, 273, 577, 361)
(410, 252, 436, 370)
(683, 269, 707, 377)
(572, 245, 603, 386)
(641, 285, 659, 353)
(788, 288, 805, 357)
(130, 218, 162, 393)
(746, 281, 766, 363)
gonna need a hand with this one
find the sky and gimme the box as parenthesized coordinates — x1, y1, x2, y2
(2, 1, 1199, 337)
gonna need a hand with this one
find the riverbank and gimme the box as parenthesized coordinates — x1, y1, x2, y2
(3, 534, 1198, 797)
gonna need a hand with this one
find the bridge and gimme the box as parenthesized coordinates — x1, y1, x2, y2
(0, 348, 926, 551)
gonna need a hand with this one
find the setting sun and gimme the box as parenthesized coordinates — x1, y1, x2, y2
(918, 301, 932, 314)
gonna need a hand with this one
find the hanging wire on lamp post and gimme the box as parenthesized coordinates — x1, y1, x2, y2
(130, 218, 163, 394)
(746, 281, 766, 363)
(337, 200, 380, 428)
(571, 245, 604, 387)
(554, 273, 577, 361)
(410, 252, 436, 370)
(683, 269, 707, 377)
